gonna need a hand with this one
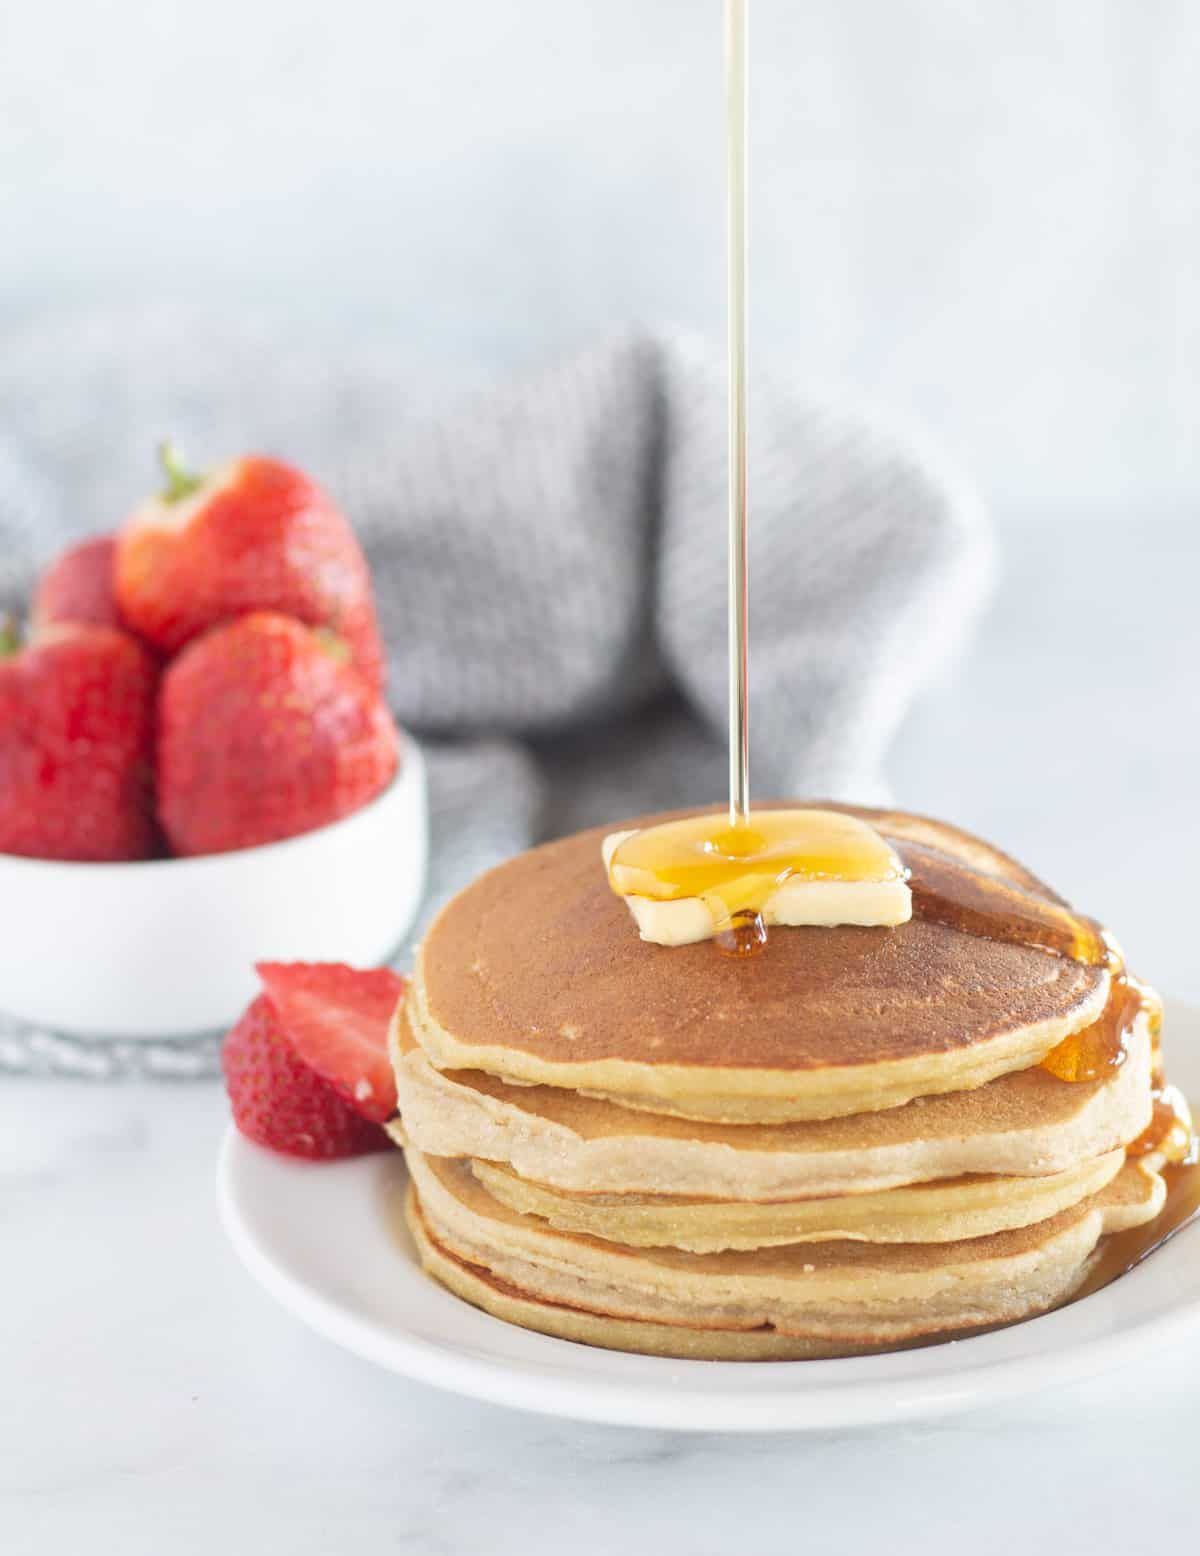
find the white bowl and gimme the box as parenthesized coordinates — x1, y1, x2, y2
(0, 740, 427, 1040)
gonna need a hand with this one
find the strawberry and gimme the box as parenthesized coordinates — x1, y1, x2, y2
(256, 962, 405, 1122)
(0, 622, 158, 861)
(222, 994, 392, 1160)
(33, 534, 122, 631)
(115, 444, 385, 688)
(157, 611, 399, 857)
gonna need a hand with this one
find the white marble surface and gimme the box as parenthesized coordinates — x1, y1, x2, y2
(4, 518, 1199, 1554)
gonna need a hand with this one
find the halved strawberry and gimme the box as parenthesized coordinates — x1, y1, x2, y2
(256, 962, 404, 1123)
(223, 995, 390, 1160)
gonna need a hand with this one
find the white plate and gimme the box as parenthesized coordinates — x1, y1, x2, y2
(217, 1001, 1200, 1432)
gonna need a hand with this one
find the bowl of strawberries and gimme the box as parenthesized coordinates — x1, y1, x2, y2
(0, 447, 426, 1040)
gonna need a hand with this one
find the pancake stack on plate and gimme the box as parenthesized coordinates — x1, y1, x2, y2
(391, 805, 1183, 1360)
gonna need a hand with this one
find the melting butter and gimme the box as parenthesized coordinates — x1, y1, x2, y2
(604, 809, 912, 947)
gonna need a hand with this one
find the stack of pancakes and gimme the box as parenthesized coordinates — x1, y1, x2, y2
(390, 806, 1174, 1359)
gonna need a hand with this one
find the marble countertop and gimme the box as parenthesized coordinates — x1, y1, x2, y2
(4, 519, 1197, 1554)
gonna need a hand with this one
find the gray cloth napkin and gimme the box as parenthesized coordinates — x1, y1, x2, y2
(0, 308, 994, 1077)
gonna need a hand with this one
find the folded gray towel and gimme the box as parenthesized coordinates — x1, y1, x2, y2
(0, 309, 994, 1076)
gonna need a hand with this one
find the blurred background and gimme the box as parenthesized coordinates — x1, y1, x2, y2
(3, 0, 1197, 992)
(5, 0, 1197, 522)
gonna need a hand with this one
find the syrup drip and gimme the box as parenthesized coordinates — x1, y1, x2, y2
(1039, 975, 1142, 1083)
(890, 838, 1158, 1087)
(1127, 1084, 1195, 1163)
(1038, 973, 1164, 1085)
(715, 907, 768, 959)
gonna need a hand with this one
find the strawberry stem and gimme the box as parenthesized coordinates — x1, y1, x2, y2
(158, 441, 203, 503)
(0, 615, 21, 658)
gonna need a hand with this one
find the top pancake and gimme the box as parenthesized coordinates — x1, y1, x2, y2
(412, 804, 1110, 1122)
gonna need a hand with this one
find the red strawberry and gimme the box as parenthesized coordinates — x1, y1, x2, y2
(115, 444, 385, 688)
(257, 962, 405, 1122)
(0, 622, 158, 861)
(158, 611, 399, 857)
(223, 994, 392, 1160)
(34, 534, 122, 631)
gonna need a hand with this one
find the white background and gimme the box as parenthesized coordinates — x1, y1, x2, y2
(4, 0, 1199, 526)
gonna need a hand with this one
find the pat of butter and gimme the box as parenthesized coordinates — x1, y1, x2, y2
(602, 822, 912, 947)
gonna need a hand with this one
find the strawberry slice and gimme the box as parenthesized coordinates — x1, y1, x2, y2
(223, 995, 391, 1160)
(256, 962, 404, 1123)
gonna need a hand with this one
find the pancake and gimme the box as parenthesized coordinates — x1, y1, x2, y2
(405, 1148, 1165, 1354)
(466, 1149, 1127, 1251)
(390, 1004, 1155, 1199)
(407, 1197, 903, 1361)
(410, 806, 1110, 1123)
(393, 798, 1186, 1360)
(407, 1198, 885, 1361)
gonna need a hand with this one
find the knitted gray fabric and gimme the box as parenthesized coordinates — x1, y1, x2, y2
(0, 308, 994, 1077)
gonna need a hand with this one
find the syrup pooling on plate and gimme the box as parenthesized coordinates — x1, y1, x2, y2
(607, 809, 908, 944)
(1072, 1150, 1200, 1302)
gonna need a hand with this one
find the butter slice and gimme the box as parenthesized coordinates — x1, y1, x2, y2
(602, 829, 912, 947)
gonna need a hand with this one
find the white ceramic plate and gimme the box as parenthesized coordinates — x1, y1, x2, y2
(218, 1001, 1200, 1432)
